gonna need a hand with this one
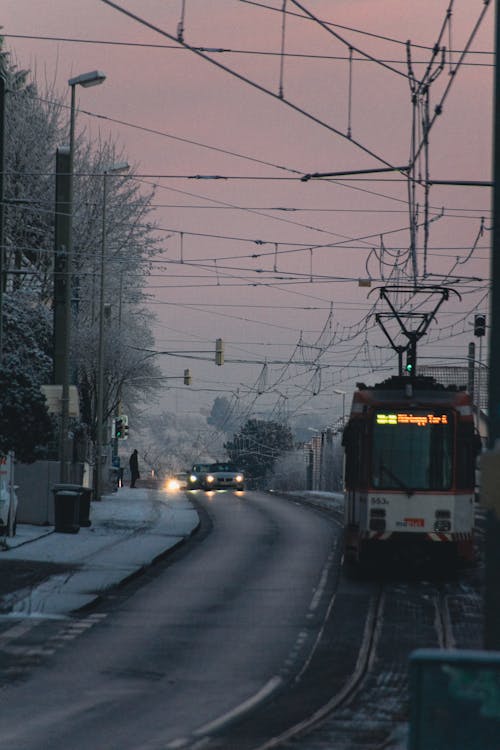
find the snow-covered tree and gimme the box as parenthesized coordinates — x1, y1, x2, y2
(69, 137, 163, 439)
(0, 356, 56, 462)
(225, 419, 295, 486)
(135, 410, 226, 478)
(207, 395, 240, 434)
(2, 50, 63, 303)
(268, 449, 308, 492)
(0, 41, 164, 456)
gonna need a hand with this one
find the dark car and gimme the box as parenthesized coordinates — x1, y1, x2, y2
(202, 462, 245, 491)
(187, 464, 212, 490)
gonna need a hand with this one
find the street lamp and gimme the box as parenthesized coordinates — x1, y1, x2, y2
(333, 389, 346, 428)
(59, 70, 106, 483)
(95, 161, 129, 501)
(68, 70, 106, 237)
(68, 71, 106, 184)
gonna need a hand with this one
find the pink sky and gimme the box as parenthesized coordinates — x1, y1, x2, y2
(1, 1, 494, 426)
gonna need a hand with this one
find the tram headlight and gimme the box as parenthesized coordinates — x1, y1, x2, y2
(206, 474, 215, 484)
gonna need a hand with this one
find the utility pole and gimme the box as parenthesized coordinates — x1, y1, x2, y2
(53, 147, 71, 480)
(484, 0, 500, 650)
(468, 342, 476, 407)
(53, 148, 71, 385)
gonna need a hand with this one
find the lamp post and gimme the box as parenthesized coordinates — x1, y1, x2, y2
(95, 161, 129, 501)
(333, 389, 346, 428)
(59, 70, 105, 483)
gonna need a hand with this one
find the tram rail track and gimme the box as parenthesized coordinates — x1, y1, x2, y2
(250, 585, 385, 750)
(192, 493, 483, 750)
(253, 495, 482, 750)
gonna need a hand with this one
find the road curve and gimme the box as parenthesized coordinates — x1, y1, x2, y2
(0, 489, 341, 750)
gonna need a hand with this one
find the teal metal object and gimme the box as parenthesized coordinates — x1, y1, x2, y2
(409, 649, 500, 750)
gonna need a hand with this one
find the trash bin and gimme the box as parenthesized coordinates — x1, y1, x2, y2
(52, 483, 92, 528)
(52, 487, 80, 534)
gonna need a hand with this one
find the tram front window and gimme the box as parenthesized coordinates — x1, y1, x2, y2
(371, 410, 453, 491)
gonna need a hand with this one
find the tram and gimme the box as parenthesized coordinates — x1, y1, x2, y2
(342, 375, 481, 568)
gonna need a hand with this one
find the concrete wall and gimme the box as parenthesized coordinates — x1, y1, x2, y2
(15, 461, 86, 526)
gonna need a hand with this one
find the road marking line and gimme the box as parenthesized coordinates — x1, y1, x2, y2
(309, 551, 335, 613)
(192, 676, 283, 737)
(0, 620, 41, 645)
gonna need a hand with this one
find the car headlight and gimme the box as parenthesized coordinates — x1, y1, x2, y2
(206, 474, 215, 483)
(235, 474, 243, 483)
(189, 474, 197, 483)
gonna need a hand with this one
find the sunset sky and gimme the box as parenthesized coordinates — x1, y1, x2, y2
(1, 1, 494, 429)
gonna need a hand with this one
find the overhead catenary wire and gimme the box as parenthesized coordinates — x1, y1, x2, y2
(409, 0, 492, 169)
(99, 0, 402, 171)
(278, 0, 287, 99)
(237, 0, 492, 58)
(3, 2, 490, 418)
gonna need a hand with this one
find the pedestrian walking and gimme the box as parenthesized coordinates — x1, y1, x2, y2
(129, 449, 140, 488)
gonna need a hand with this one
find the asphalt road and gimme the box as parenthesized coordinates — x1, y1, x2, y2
(0, 489, 340, 750)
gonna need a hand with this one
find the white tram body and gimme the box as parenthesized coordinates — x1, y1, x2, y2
(342, 376, 480, 566)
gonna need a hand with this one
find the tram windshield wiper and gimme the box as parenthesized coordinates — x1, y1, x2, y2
(380, 463, 414, 497)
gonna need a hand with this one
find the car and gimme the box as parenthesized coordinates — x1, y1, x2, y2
(202, 462, 245, 491)
(187, 464, 212, 490)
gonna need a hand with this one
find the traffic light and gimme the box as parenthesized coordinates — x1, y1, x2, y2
(114, 415, 129, 439)
(184, 368, 192, 385)
(114, 417, 124, 439)
(405, 348, 416, 375)
(474, 313, 486, 337)
(215, 338, 224, 366)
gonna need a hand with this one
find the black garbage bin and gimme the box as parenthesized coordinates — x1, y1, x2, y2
(52, 488, 80, 534)
(52, 483, 92, 529)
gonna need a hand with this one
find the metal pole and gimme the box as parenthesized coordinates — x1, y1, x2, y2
(468, 342, 476, 409)
(0, 75, 6, 364)
(95, 172, 108, 501)
(489, 1, 500, 450)
(53, 147, 71, 384)
(59, 84, 76, 483)
(484, 0, 500, 650)
(95, 160, 128, 500)
(478, 336, 483, 422)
